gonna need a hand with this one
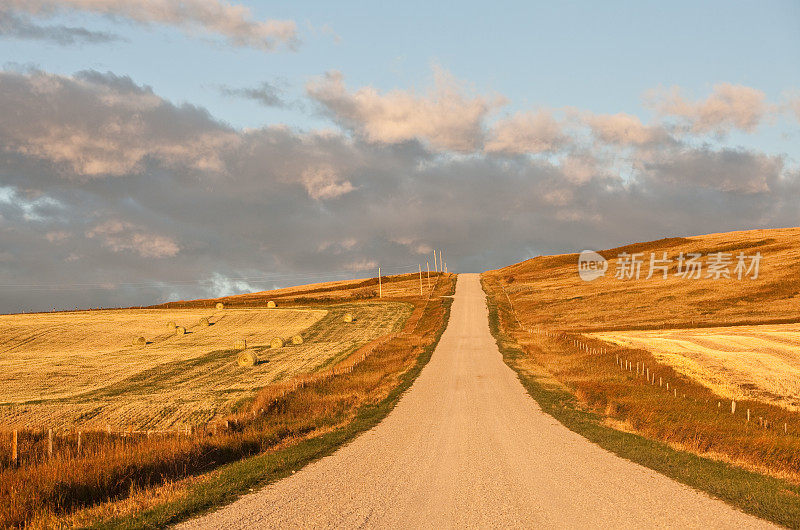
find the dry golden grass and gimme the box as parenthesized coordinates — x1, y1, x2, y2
(0, 273, 456, 528)
(592, 324, 800, 410)
(483, 274, 800, 485)
(485, 227, 800, 331)
(482, 227, 800, 489)
(0, 303, 410, 431)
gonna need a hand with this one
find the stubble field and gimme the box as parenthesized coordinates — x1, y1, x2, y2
(0, 302, 411, 430)
(591, 323, 800, 410)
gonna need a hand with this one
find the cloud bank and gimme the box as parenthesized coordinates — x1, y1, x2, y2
(0, 68, 798, 313)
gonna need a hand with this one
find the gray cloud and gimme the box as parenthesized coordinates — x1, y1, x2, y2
(1, 69, 799, 313)
(639, 147, 783, 194)
(219, 81, 287, 108)
(0, 69, 238, 180)
(0, 9, 120, 45)
(3, 0, 297, 50)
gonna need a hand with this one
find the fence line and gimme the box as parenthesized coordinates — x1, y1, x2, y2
(528, 326, 797, 438)
(497, 283, 797, 441)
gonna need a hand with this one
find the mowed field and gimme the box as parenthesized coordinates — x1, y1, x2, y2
(592, 324, 800, 410)
(0, 302, 411, 430)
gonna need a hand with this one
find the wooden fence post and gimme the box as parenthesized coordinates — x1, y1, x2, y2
(77, 431, 82, 454)
(48, 428, 53, 459)
(731, 400, 736, 414)
(12, 429, 18, 466)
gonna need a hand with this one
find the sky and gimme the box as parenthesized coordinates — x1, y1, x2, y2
(0, 1, 799, 313)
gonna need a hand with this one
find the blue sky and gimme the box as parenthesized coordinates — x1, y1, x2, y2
(0, 1, 798, 312)
(3, 1, 798, 150)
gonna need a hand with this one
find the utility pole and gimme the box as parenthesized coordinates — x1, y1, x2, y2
(426, 261, 430, 288)
(378, 267, 382, 298)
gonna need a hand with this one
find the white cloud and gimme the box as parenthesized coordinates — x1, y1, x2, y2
(205, 272, 256, 297)
(0, 186, 63, 221)
(485, 110, 567, 154)
(86, 220, 179, 258)
(585, 112, 669, 146)
(300, 165, 355, 200)
(307, 68, 506, 152)
(647, 83, 771, 135)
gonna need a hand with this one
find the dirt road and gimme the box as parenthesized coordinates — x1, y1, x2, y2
(181, 274, 772, 529)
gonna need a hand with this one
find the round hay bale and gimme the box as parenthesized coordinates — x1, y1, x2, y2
(291, 334, 303, 345)
(237, 351, 257, 367)
(199, 317, 210, 326)
(343, 312, 355, 323)
(215, 302, 224, 309)
(235, 339, 247, 349)
(175, 326, 186, 335)
(167, 321, 176, 329)
(270, 337, 284, 349)
(267, 300, 276, 308)
(133, 336, 147, 346)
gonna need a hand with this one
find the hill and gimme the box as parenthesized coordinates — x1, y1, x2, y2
(483, 227, 800, 331)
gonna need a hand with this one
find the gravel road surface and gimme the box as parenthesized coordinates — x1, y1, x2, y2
(180, 273, 773, 529)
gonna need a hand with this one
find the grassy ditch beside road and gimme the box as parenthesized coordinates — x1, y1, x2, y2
(481, 274, 800, 528)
